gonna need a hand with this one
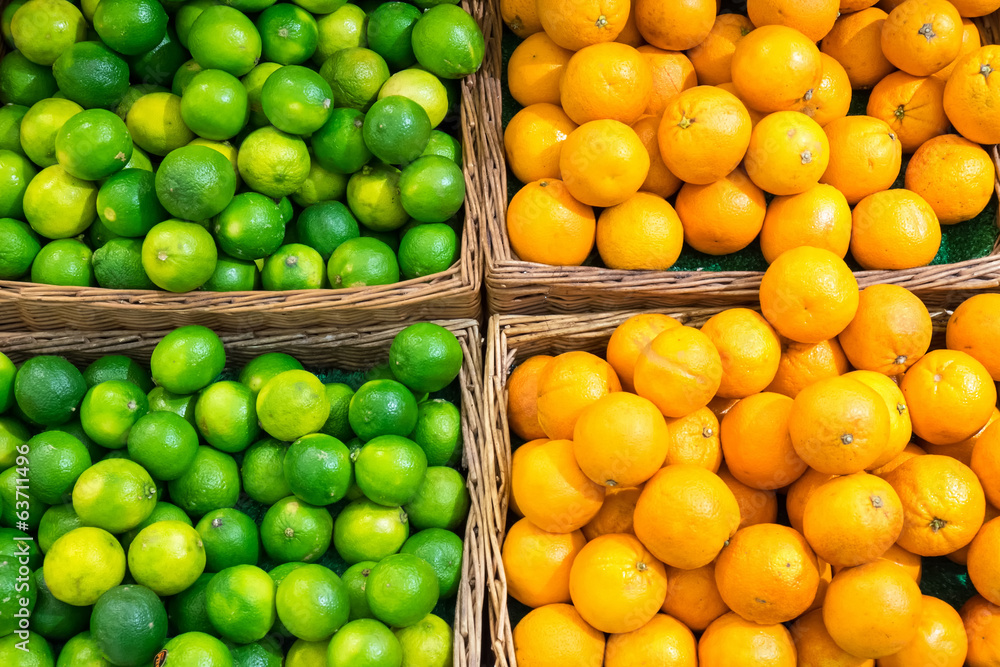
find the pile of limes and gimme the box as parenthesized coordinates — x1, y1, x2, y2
(0, 0, 484, 292)
(0, 321, 469, 667)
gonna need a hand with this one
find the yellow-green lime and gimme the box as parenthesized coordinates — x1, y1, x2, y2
(363, 95, 431, 165)
(311, 107, 372, 175)
(155, 144, 237, 221)
(346, 163, 409, 231)
(296, 201, 359, 261)
(167, 573, 218, 636)
(31, 569, 90, 640)
(313, 4, 367, 65)
(0, 466, 48, 529)
(0, 417, 30, 469)
(195, 507, 259, 572)
(410, 399, 461, 466)
(286, 639, 330, 667)
(213, 192, 285, 260)
(241, 438, 292, 505)
(10, 0, 87, 66)
(328, 619, 402, 667)
(0, 105, 28, 155)
(127, 411, 199, 480)
(0, 50, 58, 106)
(268, 561, 306, 588)
(72, 458, 157, 532)
(119, 500, 192, 552)
(333, 498, 409, 564)
(31, 238, 95, 286)
(23, 164, 97, 239)
(79, 379, 149, 448)
(389, 322, 463, 393)
(241, 62, 282, 128)
(43, 526, 125, 605)
(159, 632, 234, 666)
(262, 65, 333, 135)
(276, 564, 349, 642)
(404, 466, 469, 532)
(55, 108, 133, 181)
(260, 243, 326, 290)
(52, 41, 130, 110)
(411, 5, 484, 79)
(172, 59, 204, 96)
(0, 632, 53, 666)
(260, 496, 332, 563)
(150, 324, 229, 399)
(398, 223, 458, 280)
(291, 160, 348, 208)
(93, 0, 168, 56)
(19, 97, 82, 167)
(348, 379, 419, 442)
(127, 520, 206, 595)
(239, 352, 304, 397)
(203, 255, 261, 291)
(38, 503, 83, 553)
(256, 369, 329, 441)
(188, 6, 262, 78)
(26, 430, 91, 504)
(257, 3, 318, 66)
(181, 69, 250, 141)
(206, 564, 276, 644)
(400, 528, 462, 599)
(141, 220, 219, 292)
(194, 381, 260, 453)
(167, 446, 240, 518)
(0, 217, 41, 278)
(97, 168, 168, 237)
(91, 584, 169, 665)
(342, 560, 376, 620)
(399, 155, 465, 223)
(126, 92, 195, 156)
(56, 632, 110, 666)
(366, 2, 420, 71)
(320, 47, 389, 112)
(378, 69, 448, 129)
(14, 355, 87, 427)
(83, 355, 152, 392)
(176, 0, 220, 48)
(394, 613, 454, 667)
(354, 434, 427, 506)
(421, 130, 462, 163)
(284, 433, 353, 506)
(114, 84, 168, 120)
(147, 386, 198, 424)
(237, 126, 310, 198)
(365, 553, 439, 628)
(188, 137, 241, 186)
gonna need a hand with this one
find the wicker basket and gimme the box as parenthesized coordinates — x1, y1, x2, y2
(482, 8, 1000, 315)
(0, 0, 499, 332)
(0, 319, 488, 667)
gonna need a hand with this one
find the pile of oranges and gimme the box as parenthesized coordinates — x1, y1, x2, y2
(500, 0, 999, 271)
(503, 275, 1000, 665)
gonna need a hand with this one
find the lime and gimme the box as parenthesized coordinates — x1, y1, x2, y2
(328, 618, 402, 667)
(0, 555, 35, 636)
(188, 6, 262, 78)
(122, 145, 154, 172)
(295, 201, 359, 261)
(79, 380, 149, 448)
(72, 458, 156, 532)
(14, 355, 86, 427)
(394, 613, 454, 667)
(311, 107, 372, 175)
(379, 70, 448, 130)
(242, 62, 282, 128)
(257, 4, 318, 66)
(0, 104, 28, 155)
(87, 218, 122, 249)
(127, 411, 199, 481)
(119, 500, 192, 553)
(366, 2, 420, 71)
(314, 4, 367, 65)
(0, 50, 58, 106)
(366, 553, 439, 628)
(43, 526, 125, 605)
(398, 223, 458, 280)
(30, 238, 94, 286)
(262, 65, 333, 135)
(334, 498, 409, 564)
(0, 417, 30, 470)
(142, 220, 219, 292)
(411, 5, 484, 79)
(354, 435, 427, 506)
(286, 639, 330, 667)
(345, 163, 409, 231)
(348, 379, 418, 442)
(260, 496, 332, 563)
(10, 0, 86, 66)
(148, 387, 198, 424)
(284, 433, 353, 506)
(176, 0, 220, 48)
(203, 254, 261, 291)
(173, 59, 205, 96)
(400, 155, 465, 223)
(400, 528, 462, 599)
(54, 108, 132, 181)
(168, 446, 240, 518)
(274, 564, 349, 642)
(0, 353, 13, 414)
(189, 138, 240, 184)
(19, 97, 82, 167)
(57, 632, 113, 666)
(228, 639, 283, 667)
(126, 92, 196, 156)
(0, 218, 41, 278)
(159, 632, 234, 666)
(241, 438, 292, 504)
(196, 508, 259, 572)
(127, 520, 206, 596)
(260, 243, 326, 290)
(26, 430, 91, 504)
(363, 95, 431, 166)
(342, 560, 376, 621)
(31, 569, 90, 640)
(320, 47, 389, 112)
(239, 353, 304, 397)
(52, 41, 130, 110)
(268, 561, 306, 588)
(410, 399, 461, 466)
(114, 84, 168, 121)
(256, 369, 329, 441)
(97, 168, 168, 237)
(389, 322, 462, 393)
(237, 126, 310, 198)
(23, 165, 97, 239)
(93, 237, 156, 289)
(91, 584, 168, 666)
(93, 0, 168, 56)
(181, 69, 249, 141)
(205, 564, 276, 643)
(194, 381, 259, 453)
(167, 572, 218, 636)
(0, 632, 53, 666)
(83, 356, 152, 392)
(156, 145, 237, 221)
(0, 466, 47, 529)
(319, 382, 355, 441)
(404, 466, 469, 532)
(213, 192, 285, 260)
(421, 130, 461, 163)
(45, 420, 104, 463)
(0, 151, 36, 220)
(292, 160, 348, 207)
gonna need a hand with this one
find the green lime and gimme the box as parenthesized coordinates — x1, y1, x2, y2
(334, 498, 409, 564)
(411, 5, 484, 79)
(0, 556, 35, 636)
(237, 126, 310, 198)
(295, 201, 359, 261)
(363, 95, 430, 166)
(239, 353, 304, 397)
(159, 632, 234, 666)
(0, 465, 47, 529)
(0, 417, 30, 470)
(203, 254, 261, 291)
(0, 632, 53, 666)
(228, 638, 283, 667)
(23, 165, 98, 239)
(257, 4, 318, 66)
(421, 130, 461, 163)
(0, 217, 41, 278)
(320, 47, 389, 112)
(260, 243, 326, 290)
(14, 355, 86, 427)
(52, 41, 130, 110)
(286, 639, 330, 667)
(314, 4, 367, 65)
(97, 168, 168, 237)
(206, 564, 276, 644)
(30, 238, 94, 286)
(55, 108, 132, 181)
(256, 369, 329, 441)
(167, 572, 218, 636)
(91, 584, 168, 666)
(177, 0, 220, 49)
(0, 353, 13, 415)
(0, 105, 28, 155)
(320, 382, 355, 440)
(83, 356, 152, 393)
(267, 561, 306, 588)
(403, 466, 469, 532)
(241, 438, 292, 504)
(126, 92, 195, 156)
(127, 520, 206, 595)
(213, 192, 284, 260)
(168, 446, 240, 518)
(88, 217, 122, 249)
(345, 163, 408, 231)
(400, 528, 462, 599)
(354, 434, 427, 506)
(366, 2, 420, 71)
(39, 503, 84, 553)
(311, 107, 372, 175)
(19, 97, 82, 167)
(189, 137, 240, 180)
(0, 151, 36, 219)
(2, 0, 28, 44)
(398, 223, 458, 280)
(365, 553, 439, 628)
(188, 6, 262, 78)
(43, 526, 125, 605)
(93, 237, 156, 289)
(0, 50, 57, 106)
(292, 160, 348, 208)
(72, 458, 157, 532)
(142, 220, 219, 292)
(147, 386, 198, 424)
(261, 65, 333, 135)
(10, 0, 86, 66)
(328, 618, 401, 667)
(389, 322, 462, 393)
(284, 433, 353, 506)
(0, 526, 40, 566)
(275, 564, 349, 642)
(410, 399, 461, 467)
(342, 560, 376, 621)
(119, 500, 192, 553)
(156, 145, 237, 221)
(79, 380, 149, 448)
(348, 379, 418, 442)
(196, 508, 259, 572)
(180, 69, 249, 141)
(241, 62, 282, 128)
(379, 69, 448, 129)
(127, 411, 199, 481)
(399, 155, 464, 223)
(31, 569, 90, 640)
(260, 496, 332, 563)
(175, 62, 205, 97)
(114, 84, 169, 121)
(26, 430, 91, 504)
(194, 381, 260, 453)
(93, 0, 167, 56)
(394, 613, 453, 667)
(172, 58, 204, 96)
(45, 420, 104, 463)
(57, 631, 112, 666)
(122, 145, 154, 172)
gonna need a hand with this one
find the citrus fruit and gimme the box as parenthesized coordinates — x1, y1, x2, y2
(10, 0, 86, 67)
(29, 238, 94, 287)
(156, 145, 237, 221)
(0, 219, 38, 279)
(242, 61, 283, 127)
(400, 528, 463, 599)
(320, 47, 390, 112)
(366, 2, 420, 70)
(196, 508, 260, 572)
(389, 322, 463, 394)
(194, 381, 259, 453)
(80, 379, 149, 448)
(38, 503, 83, 552)
(259, 243, 324, 290)
(295, 200, 360, 261)
(96, 168, 168, 238)
(394, 613, 453, 667)
(149, 325, 225, 395)
(342, 561, 377, 621)
(203, 255, 261, 291)
(256, 369, 329, 442)
(13, 355, 86, 426)
(276, 564, 350, 641)
(403, 466, 469, 532)
(239, 353, 304, 398)
(0, 632, 53, 666)
(168, 446, 240, 518)
(119, 500, 192, 552)
(262, 65, 333, 135)
(366, 553, 439, 628)
(0, 151, 36, 220)
(126, 91, 195, 156)
(142, 220, 219, 292)
(260, 496, 333, 563)
(422, 130, 461, 163)
(241, 439, 292, 505)
(411, 5, 485, 79)
(410, 399, 461, 467)
(72, 457, 157, 532)
(348, 379, 419, 442)
(161, 632, 236, 665)
(91, 585, 168, 666)
(167, 571, 217, 636)
(311, 107, 373, 175)
(52, 40, 130, 110)
(325, 236, 399, 288)
(334, 498, 409, 564)
(180, 69, 250, 141)
(228, 639, 283, 667)
(0, 50, 57, 106)
(206, 564, 276, 644)
(327, 618, 403, 667)
(363, 95, 431, 165)
(313, 3, 367, 64)
(25, 431, 91, 504)
(512, 603, 605, 667)
(378, 69, 449, 129)
(147, 386, 198, 425)
(0, 466, 48, 529)
(114, 84, 168, 120)
(93, 0, 168, 56)
(398, 156, 465, 225)
(20, 97, 83, 167)
(188, 6, 262, 77)
(237, 126, 311, 198)
(43, 526, 125, 605)
(31, 569, 89, 640)
(284, 433, 353, 506)
(23, 165, 98, 240)
(0, 105, 27, 155)
(257, 3, 319, 66)
(354, 435, 427, 506)
(345, 162, 409, 231)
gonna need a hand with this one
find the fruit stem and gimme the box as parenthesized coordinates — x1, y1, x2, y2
(918, 23, 936, 41)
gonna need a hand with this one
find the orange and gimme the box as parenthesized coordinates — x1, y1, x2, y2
(841, 0, 881, 10)
(501, 0, 542, 38)
(947, 502, 1000, 565)
(880, 595, 969, 667)
(582, 485, 642, 540)
(606, 312, 682, 392)
(630, 115, 683, 199)
(808, 558, 835, 613)
(720, 392, 807, 490)
(674, 168, 766, 255)
(924, 407, 999, 467)
(943, 46, 1000, 144)
(507, 32, 574, 107)
(513, 603, 605, 667)
(715, 82, 768, 127)
(573, 392, 669, 488)
(838, 284, 933, 377)
(637, 46, 697, 116)
(634, 0, 716, 51)
(536, 0, 632, 51)
(717, 464, 778, 529)
(698, 612, 796, 667)
(968, 517, 1000, 605)
(797, 53, 853, 127)
(614, 0, 643, 46)
(905, 134, 996, 224)
(506, 179, 595, 267)
(700, 308, 781, 398)
(687, 13, 755, 85)
(657, 86, 752, 185)
(821, 8, 897, 89)
(931, 17, 981, 82)
(962, 595, 1000, 667)
(509, 439, 547, 517)
(884, 454, 987, 556)
(535, 350, 621, 440)
(820, 115, 902, 205)
(664, 407, 723, 471)
(867, 72, 950, 153)
(878, 542, 924, 582)
(660, 563, 729, 631)
(504, 103, 578, 184)
(596, 192, 684, 270)
(560, 42, 653, 125)
(502, 517, 587, 608)
(870, 441, 926, 477)
(633, 325, 723, 418)
(507, 355, 554, 441)
(766, 336, 851, 399)
(786, 467, 838, 533)
(744, 110, 831, 195)
(881, 0, 964, 76)
(759, 246, 860, 345)
(730, 25, 823, 113)
(790, 608, 875, 667)
(901, 349, 997, 446)
(950, 0, 1000, 15)
(846, 370, 912, 469)
(569, 533, 667, 633)
(633, 464, 741, 569)
(973, 421, 1000, 508)
(559, 120, 649, 207)
(850, 189, 942, 270)
(760, 184, 852, 263)
(789, 375, 891, 474)
(511, 438, 606, 533)
(604, 613, 697, 667)
(747, 0, 839, 41)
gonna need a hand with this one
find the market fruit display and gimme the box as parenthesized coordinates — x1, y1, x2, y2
(505, 284, 1000, 666)
(0, 0, 484, 291)
(0, 321, 469, 665)
(501, 0, 998, 271)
